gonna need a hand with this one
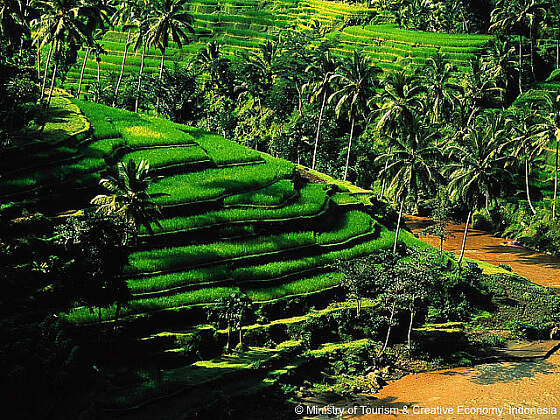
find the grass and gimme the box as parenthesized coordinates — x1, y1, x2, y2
(121, 145, 209, 168)
(66, 272, 343, 323)
(189, 131, 263, 165)
(316, 210, 373, 245)
(126, 231, 317, 274)
(142, 182, 326, 234)
(148, 156, 294, 205)
(223, 179, 295, 207)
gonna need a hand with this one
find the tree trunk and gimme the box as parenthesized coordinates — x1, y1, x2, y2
(98, 306, 102, 323)
(407, 302, 415, 350)
(40, 43, 53, 101)
(380, 300, 396, 356)
(380, 146, 391, 199)
(356, 298, 361, 316)
(77, 47, 90, 98)
(135, 45, 146, 113)
(226, 321, 231, 353)
(343, 116, 355, 181)
(393, 199, 404, 254)
(312, 91, 327, 170)
(46, 57, 58, 107)
(115, 301, 121, 324)
(485, 193, 489, 214)
(554, 140, 559, 220)
(238, 326, 243, 350)
(113, 30, 131, 107)
(556, 33, 560, 68)
(458, 209, 472, 269)
(519, 35, 523, 94)
(530, 25, 535, 81)
(156, 51, 165, 117)
(525, 159, 536, 214)
(36, 48, 41, 82)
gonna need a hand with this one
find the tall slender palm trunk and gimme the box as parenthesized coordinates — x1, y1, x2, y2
(554, 141, 559, 219)
(343, 116, 355, 181)
(519, 35, 523, 94)
(312, 91, 327, 170)
(113, 30, 131, 107)
(40, 43, 53, 101)
(46, 57, 58, 107)
(156, 51, 165, 117)
(525, 159, 536, 214)
(393, 199, 404, 254)
(458, 209, 472, 269)
(379, 300, 396, 357)
(407, 299, 415, 350)
(529, 26, 535, 81)
(238, 326, 243, 350)
(36, 48, 41, 82)
(77, 47, 90, 98)
(135, 45, 146, 113)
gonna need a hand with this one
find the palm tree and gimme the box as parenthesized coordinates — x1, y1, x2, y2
(77, 28, 107, 98)
(111, 0, 142, 107)
(447, 115, 512, 267)
(125, 2, 153, 113)
(32, 0, 109, 105)
(375, 71, 424, 198)
(91, 159, 162, 239)
(146, 0, 195, 116)
(375, 70, 424, 138)
(329, 51, 382, 181)
(419, 53, 463, 126)
(533, 93, 560, 218)
(304, 50, 338, 170)
(377, 118, 442, 253)
(464, 58, 502, 110)
(490, 0, 547, 91)
(90, 40, 107, 102)
(0, 0, 35, 54)
(506, 109, 548, 215)
(483, 38, 517, 105)
(243, 41, 278, 114)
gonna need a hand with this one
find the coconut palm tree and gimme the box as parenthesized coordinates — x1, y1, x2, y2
(32, 0, 109, 105)
(375, 70, 424, 138)
(506, 109, 548, 215)
(377, 117, 442, 253)
(0, 0, 36, 55)
(303, 50, 338, 170)
(77, 28, 107, 98)
(447, 114, 512, 267)
(329, 51, 383, 181)
(490, 0, 548, 91)
(91, 159, 163, 240)
(419, 53, 463, 126)
(124, 1, 153, 113)
(483, 37, 517, 105)
(146, 0, 195, 116)
(243, 40, 278, 113)
(111, 0, 142, 107)
(533, 92, 560, 218)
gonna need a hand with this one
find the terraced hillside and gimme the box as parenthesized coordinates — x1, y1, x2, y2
(63, 0, 378, 93)
(0, 95, 432, 413)
(327, 24, 492, 73)
(0, 95, 425, 323)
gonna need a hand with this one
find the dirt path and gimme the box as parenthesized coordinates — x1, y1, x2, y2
(353, 351, 560, 419)
(406, 216, 560, 289)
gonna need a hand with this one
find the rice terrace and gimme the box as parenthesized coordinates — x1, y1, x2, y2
(2, 0, 560, 419)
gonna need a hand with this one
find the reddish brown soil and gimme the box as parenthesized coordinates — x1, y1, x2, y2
(407, 216, 560, 289)
(356, 351, 560, 419)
